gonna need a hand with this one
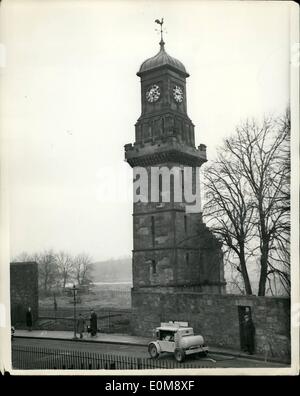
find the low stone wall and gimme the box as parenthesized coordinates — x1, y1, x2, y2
(130, 289, 290, 361)
(10, 262, 39, 325)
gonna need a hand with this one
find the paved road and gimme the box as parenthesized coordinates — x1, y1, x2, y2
(12, 337, 287, 369)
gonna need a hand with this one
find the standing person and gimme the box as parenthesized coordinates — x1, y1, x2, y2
(54, 294, 58, 312)
(244, 314, 255, 355)
(90, 309, 98, 337)
(26, 307, 33, 332)
(77, 313, 85, 339)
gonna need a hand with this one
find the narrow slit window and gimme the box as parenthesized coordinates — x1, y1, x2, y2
(192, 167, 197, 195)
(151, 260, 157, 274)
(151, 216, 155, 247)
(181, 169, 184, 202)
(159, 174, 163, 203)
(184, 215, 187, 233)
(186, 253, 189, 265)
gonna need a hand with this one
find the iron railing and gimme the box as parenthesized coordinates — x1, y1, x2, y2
(12, 345, 197, 370)
(39, 307, 131, 319)
(37, 308, 131, 333)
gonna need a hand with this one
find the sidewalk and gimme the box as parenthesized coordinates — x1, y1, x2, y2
(15, 329, 151, 346)
(14, 329, 288, 365)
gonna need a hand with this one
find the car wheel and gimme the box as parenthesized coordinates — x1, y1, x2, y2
(174, 349, 185, 363)
(198, 351, 208, 358)
(148, 343, 159, 359)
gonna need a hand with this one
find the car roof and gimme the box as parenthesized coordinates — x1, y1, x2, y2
(157, 326, 193, 332)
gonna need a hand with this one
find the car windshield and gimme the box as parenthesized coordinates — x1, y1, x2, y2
(159, 330, 175, 341)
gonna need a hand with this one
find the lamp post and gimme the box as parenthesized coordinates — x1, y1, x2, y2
(72, 284, 79, 340)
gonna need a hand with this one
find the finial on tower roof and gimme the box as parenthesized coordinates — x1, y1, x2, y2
(137, 18, 189, 77)
(155, 18, 165, 49)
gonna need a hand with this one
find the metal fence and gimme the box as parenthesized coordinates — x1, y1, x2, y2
(12, 345, 196, 370)
(39, 307, 131, 319)
(37, 308, 131, 333)
(63, 289, 131, 301)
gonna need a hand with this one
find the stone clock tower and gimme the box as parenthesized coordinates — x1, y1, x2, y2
(125, 23, 225, 329)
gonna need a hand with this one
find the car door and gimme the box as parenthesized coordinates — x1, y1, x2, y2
(158, 332, 175, 353)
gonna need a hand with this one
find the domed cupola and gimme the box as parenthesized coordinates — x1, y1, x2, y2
(137, 39, 189, 78)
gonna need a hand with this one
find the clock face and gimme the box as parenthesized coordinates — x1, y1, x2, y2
(173, 85, 184, 103)
(146, 84, 160, 103)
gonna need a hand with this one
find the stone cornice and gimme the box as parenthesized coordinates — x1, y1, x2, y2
(125, 141, 207, 168)
(133, 208, 186, 216)
(132, 281, 227, 289)
(133, 247, 204, 252)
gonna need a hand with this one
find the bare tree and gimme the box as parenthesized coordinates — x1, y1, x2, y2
(12, 249, 96, 291)
(203, 112, 290, 296)
(55, 251, 74, 289)
(12, 252, 33, 262)
(12, 250, 58, 293)
(73, 253, 93, 286)
(35, 250, 59, 294)
(203, 146, 256, 295)
(222, 249, 248, 295)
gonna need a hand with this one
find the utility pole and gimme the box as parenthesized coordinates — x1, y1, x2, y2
(72, 284, 79, 340)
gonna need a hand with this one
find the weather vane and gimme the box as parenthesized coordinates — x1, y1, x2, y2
(155, 18, 165, 43)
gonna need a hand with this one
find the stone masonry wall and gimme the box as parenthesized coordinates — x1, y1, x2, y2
(131, 289, 290, 361)
(10, 262, 39, 326)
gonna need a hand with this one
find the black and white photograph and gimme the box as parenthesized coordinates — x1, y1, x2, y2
(0, 0, 299, 375)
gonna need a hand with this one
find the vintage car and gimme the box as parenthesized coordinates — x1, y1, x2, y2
(148, 321, 208, 362)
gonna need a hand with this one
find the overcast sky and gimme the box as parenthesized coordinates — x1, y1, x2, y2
(0, 0, 292, 261)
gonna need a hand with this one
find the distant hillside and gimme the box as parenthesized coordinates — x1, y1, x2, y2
(92, 257, 132, 282)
